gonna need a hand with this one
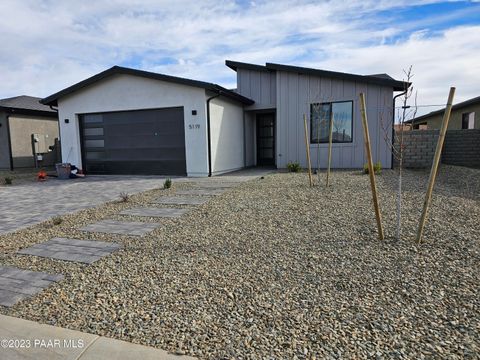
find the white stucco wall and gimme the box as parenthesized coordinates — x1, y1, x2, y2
(56, 74, 209, 176)
(209, 96, 245, 174)
(244, 111, 256, 167)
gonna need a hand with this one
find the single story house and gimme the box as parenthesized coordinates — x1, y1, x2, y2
(0, 96, 59, 170)
(40, 61, 406, 176)
(407, 95, 479, 130)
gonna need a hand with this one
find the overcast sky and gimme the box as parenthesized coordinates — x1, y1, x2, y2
(1, 0, 479, 115)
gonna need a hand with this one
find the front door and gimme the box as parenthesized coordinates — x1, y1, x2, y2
(256, 113, 275, 166)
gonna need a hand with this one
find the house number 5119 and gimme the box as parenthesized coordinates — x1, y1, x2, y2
(189, 124, 201, 130)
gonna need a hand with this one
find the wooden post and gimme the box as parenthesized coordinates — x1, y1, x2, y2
(359, 93, 384, 240)
(326, 114, 334, 187)
(303, 114, 313, 187)
(416, 87, 455, 243)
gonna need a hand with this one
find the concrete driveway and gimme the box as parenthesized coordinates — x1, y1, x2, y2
(0, 175, 185, 235)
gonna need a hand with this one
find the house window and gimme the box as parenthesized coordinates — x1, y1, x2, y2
(462, 112, 475, 129)
(310, 101, 353, 143)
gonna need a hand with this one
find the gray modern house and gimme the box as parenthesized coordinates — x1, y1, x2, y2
(226, 61, 406, 170)
(40, 61, 406, 176)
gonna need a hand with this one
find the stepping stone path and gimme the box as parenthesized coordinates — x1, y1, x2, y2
(176, 189, 225, 196)
(80, 219, 159, 236)
(156, 196, 209, 205)
(18, 238, 121, 264)
(120, 207, 188, 218)
(192, 182, 238, 189)
(0, 266, 63, 307)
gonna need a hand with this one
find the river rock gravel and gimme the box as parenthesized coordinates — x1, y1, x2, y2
(0, 165, 479, 359)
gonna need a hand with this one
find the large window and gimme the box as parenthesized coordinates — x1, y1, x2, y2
(310, 101, 353, 143)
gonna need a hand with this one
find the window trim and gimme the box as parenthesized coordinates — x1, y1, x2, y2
(310, 100, 354, 144)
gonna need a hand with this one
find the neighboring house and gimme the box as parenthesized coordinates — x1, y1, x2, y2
(407, 95, 480, 130)
(0, 96, 59, 170)
(40, 62, 406, 176)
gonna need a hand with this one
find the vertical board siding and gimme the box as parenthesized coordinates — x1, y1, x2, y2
(276, 71, 393, 169)
(237, 69, 276, 109)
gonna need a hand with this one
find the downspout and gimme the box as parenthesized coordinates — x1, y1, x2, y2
(5, 115, 14, 170)
(392, 90, 407, 169)
(242, 105, 246, 168)
(206, 93, 220, 177)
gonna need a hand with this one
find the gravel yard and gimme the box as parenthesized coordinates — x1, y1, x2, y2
(0, 165, 479, 359)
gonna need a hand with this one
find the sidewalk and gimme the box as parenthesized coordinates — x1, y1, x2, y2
(0, 315, 194, 360)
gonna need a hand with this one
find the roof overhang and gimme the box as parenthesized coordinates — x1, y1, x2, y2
(226, 60, 409, 91)
(41, 66, 254, 107)
(0, 106, 58, 118)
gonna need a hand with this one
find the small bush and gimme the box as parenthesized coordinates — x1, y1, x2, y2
(164, 178, 172, 189)
(4, 177, 13, 185)
(287, 162, 301, 173)
(119, 192, 129, 202)
(52, 216, 63, 225)
(363, 161, 382, 175)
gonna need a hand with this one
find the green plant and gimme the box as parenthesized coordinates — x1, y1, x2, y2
(119, 192, 129, 202)
(163, 178, 172, 189)
(4, 177, 13, 185)
(363, 161, 382, 175)
(287, 162, 301, 173)
(52, 216, 63, 225)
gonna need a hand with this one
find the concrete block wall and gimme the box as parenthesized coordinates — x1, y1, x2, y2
(394, 129, 480, 168)
(443, 130, 480, 168)
(395, 130, 438, 168)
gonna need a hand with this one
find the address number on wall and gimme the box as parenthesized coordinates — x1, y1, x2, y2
(189, 124, 201, 130)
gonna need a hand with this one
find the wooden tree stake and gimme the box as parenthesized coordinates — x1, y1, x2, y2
(326, 114, 334, 187)
(416, 87, 455, 243)
(359, 93, 384, 240)
(303, 114, 313, 187)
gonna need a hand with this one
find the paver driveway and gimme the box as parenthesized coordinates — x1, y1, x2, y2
(0, 175, 185, 235)
(0, 168, 272, 236)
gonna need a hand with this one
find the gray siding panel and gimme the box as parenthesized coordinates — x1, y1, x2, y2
(237, 69, 276, 110)
(276, 71, 393, 169)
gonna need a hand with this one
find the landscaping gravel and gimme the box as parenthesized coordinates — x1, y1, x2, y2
(0, 165, 479, 359)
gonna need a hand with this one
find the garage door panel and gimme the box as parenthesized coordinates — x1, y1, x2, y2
(105, 134, 183, 148)
(86, 160, 184, 175)
(81, 107, 186, 175)
(106, 122, 184, 137)
(106, 147, 186, 161)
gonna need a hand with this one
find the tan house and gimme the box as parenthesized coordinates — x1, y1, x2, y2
(407, 95, 479, 130)
(0, 95, 59, 170)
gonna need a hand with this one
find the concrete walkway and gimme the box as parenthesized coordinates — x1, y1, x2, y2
(0, 315, 194, 359)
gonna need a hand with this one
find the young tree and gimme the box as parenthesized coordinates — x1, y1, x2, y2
(380, 66, 417, 241)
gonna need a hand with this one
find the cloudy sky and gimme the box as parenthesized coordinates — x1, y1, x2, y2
(1, 0, 479, 115)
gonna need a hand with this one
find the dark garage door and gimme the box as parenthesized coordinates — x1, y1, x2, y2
(80, 107, 186, 175)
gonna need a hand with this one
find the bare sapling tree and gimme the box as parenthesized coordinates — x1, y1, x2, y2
(380, 66, 417, 241)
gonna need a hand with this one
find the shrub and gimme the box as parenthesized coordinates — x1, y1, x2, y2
(363, 161, 382, 175)
(119, 192, 129, 202)
(52, 216, 63, 225)
(4, 177, 13, 185)
(163, 178, 172, 189)
(287, 162, 301, 173)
